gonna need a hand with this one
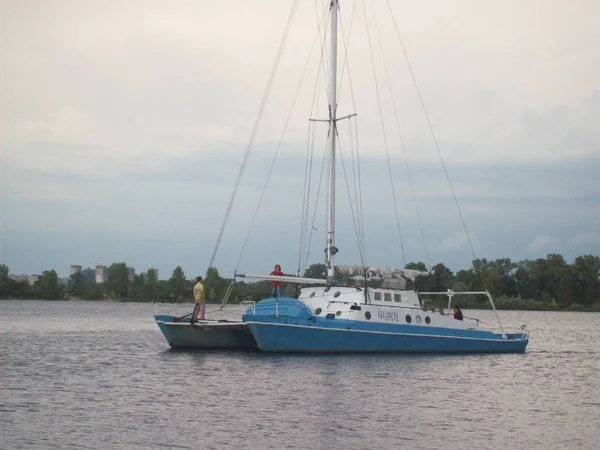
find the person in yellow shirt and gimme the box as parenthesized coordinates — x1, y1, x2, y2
(191, 276, 205, 324)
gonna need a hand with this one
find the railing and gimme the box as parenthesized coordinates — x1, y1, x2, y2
(419, 290, 507, 338)
(240, 300, 256, 315)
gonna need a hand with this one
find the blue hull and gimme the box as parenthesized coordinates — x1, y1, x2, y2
(154, 315, 257, 350)
(246, 322, 528, 353)
(243, 298, 528, 353)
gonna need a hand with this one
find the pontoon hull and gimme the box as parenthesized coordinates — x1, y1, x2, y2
(246, 321, 528, 353)
(154, 315, 257, 350)
(242, 298, 528, 354)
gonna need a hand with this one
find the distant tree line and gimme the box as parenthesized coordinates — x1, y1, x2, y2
(1, 253, 598, 310)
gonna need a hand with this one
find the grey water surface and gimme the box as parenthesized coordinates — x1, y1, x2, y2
(1, 300, 599, 450)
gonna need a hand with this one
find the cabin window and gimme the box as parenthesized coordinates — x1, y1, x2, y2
(314, 308, 322, 315)
(384, 293, 392, 302)
(334, 291, 341, 298)
(309, 292, 316, 298)
(394, 294, 401, 302)
(374, 292, 382, 301)
(365, 311, 371, 320)
(405, 315, 412, 324)
(416, 315, 422, 324)
(425, 316, 431, 325)
(336, 311, 342, 316)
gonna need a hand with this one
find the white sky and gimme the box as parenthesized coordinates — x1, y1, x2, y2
(2, 0, 599, 278)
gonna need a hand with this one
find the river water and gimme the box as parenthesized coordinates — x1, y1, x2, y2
(1, 300, 599, 449)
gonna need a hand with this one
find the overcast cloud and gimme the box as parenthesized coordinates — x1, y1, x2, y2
(2, 0, 599, 278)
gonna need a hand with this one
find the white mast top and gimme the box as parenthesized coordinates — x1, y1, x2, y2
(325, 0, 339, 284)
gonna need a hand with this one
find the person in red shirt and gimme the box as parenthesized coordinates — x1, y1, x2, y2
(453, 306, 464, 321)
(270, 264, 284, 297)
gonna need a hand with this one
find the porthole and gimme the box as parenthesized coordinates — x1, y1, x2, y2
(309, 292, 316, 298)
(416, 315, 422, 324)
(405, 315, 412, 324)
(315, 307, 322, 315)
(334, 291, 341, 298)
(425, 316, 431, 325)
(365, 311, 372, 320)
(336, 311, 342, 316)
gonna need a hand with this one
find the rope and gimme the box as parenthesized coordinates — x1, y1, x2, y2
(298, 5, 332, 277)
(370, 1, 432, 271)
(336, 128, 366, 265)
(385, 0, 478, 261)
(362, 0, 406, 267)
(205, 0, 301, 273)
(303, 136, 329, 272)
(338, 0, 367, 267)
(234, 4, 327, 273)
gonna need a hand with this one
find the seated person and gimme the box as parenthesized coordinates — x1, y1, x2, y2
(453, 306, 463, 321)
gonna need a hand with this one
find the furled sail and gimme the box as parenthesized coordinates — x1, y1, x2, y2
(334, 265, 427, 281)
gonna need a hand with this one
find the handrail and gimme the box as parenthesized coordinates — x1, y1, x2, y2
(240, 300, 256, 315)
(419, 290, 507, 338)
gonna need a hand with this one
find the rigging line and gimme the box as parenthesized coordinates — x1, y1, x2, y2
(354, 116, 367, 265)
(338, 0, 364, 259)
(235, 11, 326, 273)
(336, 0, 358, 106)
(370, 0, 431, 271)
(301, 4, 333, 274)
(338, 3, 366, 265)
(385, 0, 478, 261)
(298, 119, 312, 276)
(299, 7, 331, 276)
(314, 0, 331, 104)
(206, 0, 300, 273)
(347, 115, 361, 252)
(336, 128, 366, 266)
(362, 0, 407, 267)
(304, 133, 330, 272)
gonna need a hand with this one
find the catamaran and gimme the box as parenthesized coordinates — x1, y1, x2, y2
(155, 0, 529, 353)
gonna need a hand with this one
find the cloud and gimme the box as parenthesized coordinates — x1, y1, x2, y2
(2, 0, 599, 277)
(439, 232, 473, 252)
(528, 235, 562, 252)
(566, 232, 600, 248)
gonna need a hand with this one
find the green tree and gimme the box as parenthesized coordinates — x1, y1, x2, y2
(454, 269, 478, 290)
(482, 267, 503, 297)
(0, 264, 9, 298)
(36, 270, 62, 300)
(106, 263, 129, 298)
(168, 266, 187, 301)
(130, 273, 146, 300)
(405, 262, 427, 272)
(304, 263, 327, 279)
(573, 254, 600, 306)
(205, 267, 226, 303)
(69, 271, 86, 296)
(145, 268, 158, 300)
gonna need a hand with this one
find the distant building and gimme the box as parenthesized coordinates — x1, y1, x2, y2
(8, 274, 29, 283)
(8, 273, 42, 285)
(95, 265, 108, 284)
(127, 267, 135, 283)
(70, 265, 82, 275)
(148, 268, 159, 280)
(82, 268, 96, 284)
(28, 274, 42, 285)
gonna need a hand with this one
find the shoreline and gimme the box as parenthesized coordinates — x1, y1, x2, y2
(2, 297, 599, 312)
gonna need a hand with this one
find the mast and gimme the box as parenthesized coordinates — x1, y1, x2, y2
(325, 0, 339, 284)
